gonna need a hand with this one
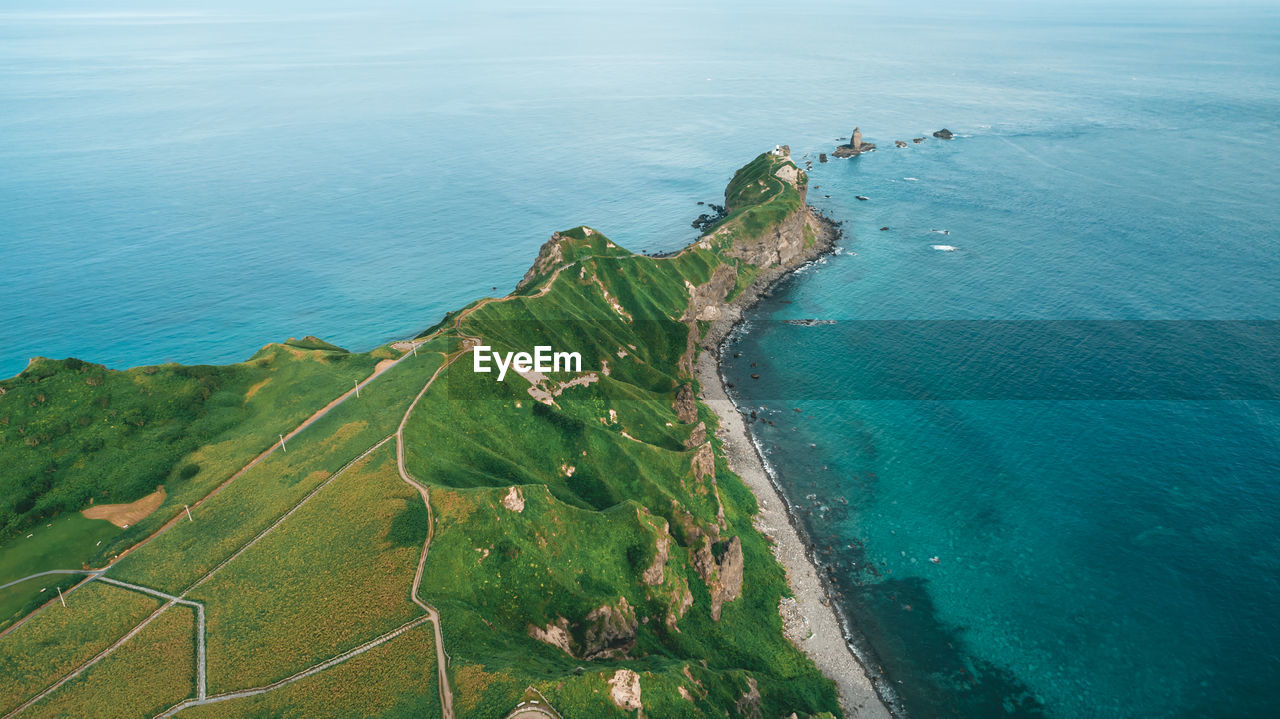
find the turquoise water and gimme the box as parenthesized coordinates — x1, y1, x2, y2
(719, 12, 1280, 717)
(4, 2, 1280, 716)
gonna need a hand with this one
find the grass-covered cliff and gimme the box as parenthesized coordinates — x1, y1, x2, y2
(0, 149, 845, 719)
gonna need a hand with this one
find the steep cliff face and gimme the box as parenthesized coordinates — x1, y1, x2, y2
(516, 232, 566, 290)
(722, 203, 813, 269)
(715, 153, 820, 271)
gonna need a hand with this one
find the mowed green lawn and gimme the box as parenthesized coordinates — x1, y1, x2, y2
(0, 513, 119, 629)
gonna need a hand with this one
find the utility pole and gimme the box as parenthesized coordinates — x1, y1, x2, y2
(355, 379, 360, 398)
(57, 586, 66, 607)
(184, 505, 193, 522)
(279, 434, 287, 452)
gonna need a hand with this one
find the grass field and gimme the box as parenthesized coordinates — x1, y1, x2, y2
(0, 340, 390, 599)
(192, 444, 424, 692)
(24, 603, 195, 718)
(0, 581, 160, 714)
(0, 514, 118, 586)
(180, 622, 441, 718)
(110, 349, 445, 593)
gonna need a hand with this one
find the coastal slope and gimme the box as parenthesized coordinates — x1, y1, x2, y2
(0, 149, 889, 718)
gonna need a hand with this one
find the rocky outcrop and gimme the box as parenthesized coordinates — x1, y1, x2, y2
(501, 486, 525, 512)
(707, 536, 744, 620)
(642, 522, 672, 586)
(678, 263, 739, 377)
(608, 669, 643, 712)
(637, 514, 694, 629)
(674, 383, 698, 424)
(722, 199, 812, 270)
(736, 677, 763, 719)
(818, 152, 828, 163)
(833, 126, 876, 157)
(894, 140, 908, 148)
(913, 137, 926, 144)
(686, 264, 738, 323)
(528, 617, 575, 655)
(692, 203, 728, 232)
(667, 579, 694, 630)
(583, 596, 638, 659)
(516, 232, 566, 290)
(933, 128, 955, 139)
(684, 421, 707, 449)
(683, 520, 745, 621)
(527, 596, 638, 660)
(691, 442, 716, 483)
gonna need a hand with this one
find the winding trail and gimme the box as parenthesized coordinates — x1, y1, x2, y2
(1, 340, 433, 644)
(393, 354, 461, 719)
(1, 434, 409, 719)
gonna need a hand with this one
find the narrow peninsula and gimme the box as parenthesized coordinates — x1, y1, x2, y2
(0, 149, 891, 718)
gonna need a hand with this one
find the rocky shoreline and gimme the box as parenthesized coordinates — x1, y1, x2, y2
(694, 208, 900, 718)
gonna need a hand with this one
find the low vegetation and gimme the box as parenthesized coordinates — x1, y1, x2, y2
(0, 581, 160, 714)
(192, 444, 423, 691)
(0, 341, 385, 570)
(26, 603, 195, 718)
(0, 151, 845, 718)
(181, 625, 441, 718)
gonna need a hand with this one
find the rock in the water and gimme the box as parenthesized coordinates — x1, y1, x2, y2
(880, 226, 890, 231)
(691, 203, 727, 231)
(912, 137, 926, 144)
(818, 152, 828, 163)
(855, 195, 869, 201)
(895, 140, 908, 148)
(832, 125, 876, 157)
(933, 128, 955, 140)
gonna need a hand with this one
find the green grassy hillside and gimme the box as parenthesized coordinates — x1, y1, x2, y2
(0, 343, 381, 544)
(0, 150, 848, 719)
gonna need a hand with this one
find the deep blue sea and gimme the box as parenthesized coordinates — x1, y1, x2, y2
(3, 1, 1279, 716)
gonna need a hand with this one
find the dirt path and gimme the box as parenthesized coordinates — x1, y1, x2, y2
(394, 353, 463, 719)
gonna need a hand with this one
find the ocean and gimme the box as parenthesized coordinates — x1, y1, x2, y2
(3, 1, 1279, 716)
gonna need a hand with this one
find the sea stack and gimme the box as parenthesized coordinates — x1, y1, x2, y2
(833, 126, 876, 158)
